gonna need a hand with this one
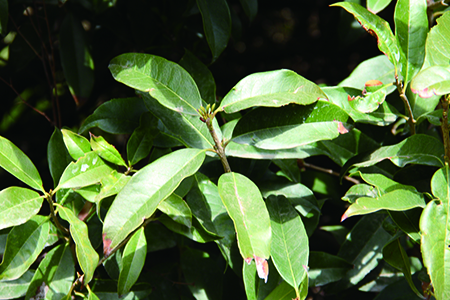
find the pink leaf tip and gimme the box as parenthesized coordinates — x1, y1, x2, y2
(254, 256, 269, 283)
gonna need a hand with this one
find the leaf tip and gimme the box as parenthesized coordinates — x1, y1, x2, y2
(336, 121, 350, 134)
(341, 213, 348, 222)
(255, 256, 269, 283)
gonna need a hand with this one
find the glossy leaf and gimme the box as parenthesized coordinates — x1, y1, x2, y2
(411, 65, 450, 98)
(308, 251, 353, 287)
(0, 270, 34, 300)
(103, 148, 206, 250)
(60, 13, 94, 104)
(57, 151, 114, 190)
(332, 2, 403, 76)
(383, 237, 423, 299)
(218, 172, 271, 282)
(389, 209, 421, 244)
(24, 243, 74, 300)
(220, 70, 326, 113)
(158, 193, 192, 228)
(95, 171, 131, 204)
(48, 127, 73, 187)
(336, 214, 392, 288)
(367, 0, 392, 14)
(232, 102, 352, 150)
(420, 166, 450, 300)
(140, 92, 220, 149)
(179, 49, 216, 105)
(266, 195, 308, 296)
(58, 206, 99, 284)
(348, 88, 387, 113)
(0, 135, 43, 192)
(394, 0, 427, 84)
(61, 129, 91, 160)
(422, 11, 450, 68)
(79, 97, 148, 134)
(341, 134, 445, 176)
(127, 112, 159, 166)
(90, 134, 127, 167)
(263, 281, 297, 300)
(197, 0, 231, 62)
(0, 216, 50, 281)
(109, 53, 201, 115)
(0, 187, 43, 230)
(339, 55, 395, 92)
(180, 247, 223, 300)
(341, 173, 426, 220)
(118, 227, 147, 296)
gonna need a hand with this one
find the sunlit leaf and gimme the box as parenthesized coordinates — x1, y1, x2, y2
(109, 53, 202, 115)
(61, 129, 91, 160)
(0, 216, 50, 281)
(309, 251, 353, 287)
(48, 127, 73, 187)
(411, 65, 450, 98)
(0, 136, 44, 192)
(422, 11, 450, 68)
(90, 134, 127, 167)
(220, 70, 326, 113)
(0, 187, 43, 230)
(103, 148, 206, 251)
(58, 206, 99, 284)
(367, 0, 393, 14)
(0, 270, 34, 300)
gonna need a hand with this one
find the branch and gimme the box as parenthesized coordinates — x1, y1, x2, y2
(395, 75, 416, 135)
(298, 159, 360, 185)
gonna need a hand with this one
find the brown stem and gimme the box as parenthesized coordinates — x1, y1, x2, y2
(441, 96, 450, 164)
(46, 193, 69, 235)
(395, 76, 416, 135)
(298, 160, 360, 185)
(205, 117, 231, 173)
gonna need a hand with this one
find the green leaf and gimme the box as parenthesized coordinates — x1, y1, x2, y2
(0, 270, 34, 300)
(341, 173, 426, 220)
(218, 172, 271, 282)
(323, 86, 399, 126)
(180, 247, 223, 300)
(0, 135, 44, 192)
(158, 214, 220, 243)
(372, 272, 424, 300)
(220, 70, 326, 113)
(336, 214, 392, 288)
(420, 166, 450, 300)
(57, 151, 114, 190)
(109, 53, 202, 115)
(411, 65, 450, 98)
(179, 49, 216, 105)
(0, 216, 50, 281)
(48, 127, 73, 187)
(61, 129, 91, 160)
(332, 2, 403, 76)
(118, 227, 147, 296)
(394, 0, 427, 85)
(266, 195, 308, 296)
(25, 243, 74, 300)
(140, 92, 220, 149)
(389, 209, 421, 244)
(103, 148, 206, 251)
(242, 259, 280, 300)
(79, 97, 148, 134)
(263, 281, 297, 300)
(0, 0, 7, 36)
(95, 171, 131, 204)
(196, 0, 231, 62)
(90, 134, 127, 167)
(339, 55, 395, 92)
(57, 205, 99, 284)
(92, 280, 151, 300)
(158, 193, 192, 228)
(407, 84, 440, 120)
(341, 134, 445, 177)
(144, 222, 176, 253)
(0, 187, 43, 230)
(308, 251, 353, 287)
(383, 237, 424, 299)
(422, 11, 450, 69)
(232, 102, 352, 150)
(239, 0, 257, 21)
(60, 13, 94, 104)
(348, 88, 387, 113)
(367, 0, 393, 14)
(127, 112, 159, 166)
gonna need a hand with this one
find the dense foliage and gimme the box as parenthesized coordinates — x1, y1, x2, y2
(1, 0, 450, 299)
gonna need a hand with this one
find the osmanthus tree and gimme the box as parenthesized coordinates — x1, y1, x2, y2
(1, 0, 450, 299)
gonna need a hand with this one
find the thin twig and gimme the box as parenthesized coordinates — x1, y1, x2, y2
(0, 77, 53, 124)
(440, 96, 450, 164)
(298, 160, 360, 185)
(395, 75, 416, 135)
(9, 16, 43, 60)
